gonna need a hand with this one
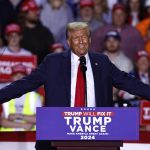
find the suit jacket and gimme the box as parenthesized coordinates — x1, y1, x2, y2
(0, 50, 150, 106)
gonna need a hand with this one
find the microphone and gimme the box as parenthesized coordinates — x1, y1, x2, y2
(79, 56, 87, 72)
(79, 56, 87, 107)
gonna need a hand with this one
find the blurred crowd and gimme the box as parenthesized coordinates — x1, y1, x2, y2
(0, 0, 150, 130)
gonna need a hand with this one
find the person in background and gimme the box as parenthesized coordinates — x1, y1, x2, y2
(144, 0, 150, 18)
(66, 0, 80, 18)
(126, 0, 144, 27)
(91, 3, 144, 61)
(93, 0, 112, 24)
(0, 64, 43, 131)
(40, 0, 73, 41)
(104, 31, 133, 73)
(104, 31, 133, 101)
(19, 0, 54, 65)
(0, 23, 32, 90)
(119, 50, 150, 106)
(77, 0, 102, 32)
(50, 43, 65, 53)
(0, 23, 32, 56)
(136, 17, 150, 57)
(0, 0, 15, 41)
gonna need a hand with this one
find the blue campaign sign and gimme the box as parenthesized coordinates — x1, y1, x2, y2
(36, 107, 139, 141)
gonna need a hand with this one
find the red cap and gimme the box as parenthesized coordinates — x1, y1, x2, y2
(21, 0, 39, 12)
(136, 50, 149, 61)
(5, 23, 22, 35)
(50, 43, 64, 52)
(11, 64, 27, 75)
(112, 3, 126, 13)
(80, 0, 94, 8)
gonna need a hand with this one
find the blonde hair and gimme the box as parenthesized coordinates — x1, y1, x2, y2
(66, 22, 90, 38)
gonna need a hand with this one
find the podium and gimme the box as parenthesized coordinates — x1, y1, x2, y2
(36, 107, 139, 150)
(51, 141, 123, 150)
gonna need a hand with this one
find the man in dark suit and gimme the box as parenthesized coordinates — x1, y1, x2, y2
(0, 22, 150, 149)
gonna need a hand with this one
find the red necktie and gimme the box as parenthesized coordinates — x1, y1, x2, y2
(74, 64, 85, 107)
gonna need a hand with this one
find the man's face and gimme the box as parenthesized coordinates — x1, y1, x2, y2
(67, 28, 91, 57)
(25, 9, 40, 23)
(137, 57, 150, 73)
(105, 37, 120, 53)
(112, 9, 126, 27)
(80, 6, 94, 22)
(6, 32, 22, 47)
(50, 0, 63, 9)
(129, 0, 140, 12)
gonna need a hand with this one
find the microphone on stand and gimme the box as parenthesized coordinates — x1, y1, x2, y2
(79, 56, 87, 72)
(79, 56, 87, 107)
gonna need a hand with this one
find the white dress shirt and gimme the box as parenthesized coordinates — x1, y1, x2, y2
(71, 52, 95, 107)
(139, 73, 149, 85)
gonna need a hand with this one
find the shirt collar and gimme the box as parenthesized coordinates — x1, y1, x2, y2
(71, 51, 89, 64)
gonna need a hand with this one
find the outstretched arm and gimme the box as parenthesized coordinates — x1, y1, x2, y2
(0, 56, 49, 104)
(108, 58, 150, 100)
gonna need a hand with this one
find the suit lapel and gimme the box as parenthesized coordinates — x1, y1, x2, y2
(89, 52, 102, 107)
(62, 50, 71, 106)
